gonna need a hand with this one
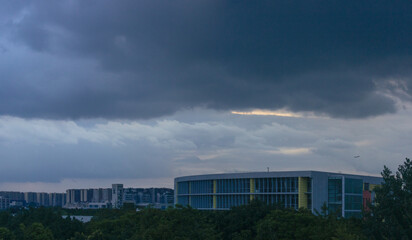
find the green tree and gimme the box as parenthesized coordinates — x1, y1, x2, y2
(134, 206, 220, 240)
(366, 158, 412, 239)
(0, 227, 15, 240)
(24, 222, 54, 240)
(213, 200, 278, 239)
(256, 209, 322, 240)
(231, 230, 252, 240)
(69, 232, 87, 240)
(87, 230, 104, 240)
(256, 208, 365, 240)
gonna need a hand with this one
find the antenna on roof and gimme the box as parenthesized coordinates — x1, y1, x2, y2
(267, 167, 269, 172)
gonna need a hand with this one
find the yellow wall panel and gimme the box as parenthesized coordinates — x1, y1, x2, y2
(298, 177, 308, 208)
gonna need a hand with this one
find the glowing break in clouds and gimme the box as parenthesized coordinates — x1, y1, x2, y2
(231, 109, 305, 118)
(264, 148, 312, 155)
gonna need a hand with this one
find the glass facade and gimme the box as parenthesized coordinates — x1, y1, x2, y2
(217, 179, 250, 193)
(307, 194, 312, 210)
(255, 177, 298, 193)
(328, 177, 364, 218)
(217, 195, 250, 208)
(176, 177, 305, 210)
(255, 194, 298, 208)
(190, 180, 213, 194)
(191, 195, 213, 209)
(344, 195, 362, 210)
(345, 178, 363, 194)
(177, 182, 189, 194)
(344, 178, 363, 218)
(176, 172, 381, 217)
(177, 196, 189, 206)
(328, 177, 342, 216)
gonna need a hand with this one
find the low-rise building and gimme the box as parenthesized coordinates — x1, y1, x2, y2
(175, 171, 382, 218)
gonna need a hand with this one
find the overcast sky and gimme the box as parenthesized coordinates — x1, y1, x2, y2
(1, 0, 412, 192)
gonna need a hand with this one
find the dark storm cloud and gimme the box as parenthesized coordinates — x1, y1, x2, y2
(2, 0, 412, 119)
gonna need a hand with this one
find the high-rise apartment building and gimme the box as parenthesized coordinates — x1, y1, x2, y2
(0, 197, 10, 210)
(111, 184, 124, 208)
(0, 192, 24, 201)
(48, 193, 66, 207)
(66, 189, 81, 204)
(24, 192, 37, 206)
(36, 193, 50, 207)
(101, 188, 112, 202)
(80, 189, 94, 202)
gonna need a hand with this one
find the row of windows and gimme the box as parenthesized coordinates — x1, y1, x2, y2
(328, 177, 363, 216)
(216, 195, 250, 209)
(255, 177, 299, 193)
(216, 179, 250, 193)
(177, 182, 189, 194)
(191, 195, 213, 209)
(190, 180, 213, 194)
(328, 178, 363, 195)
(345, 195, 362, 211)
(328, 178, 342, 204)
(254, 194, 299, 209)
(178, 177, 304, 195)
(177, 196, 189, 206)
(178, 194, 301, 209)
(345, 178, 363, 194)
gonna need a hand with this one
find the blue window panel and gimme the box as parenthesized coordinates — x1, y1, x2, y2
(345, 178, 363, 194)
(328, 178, 343, 203)
(178, 196, 189, 206)
(178, 182, 189, 194)
(345, 195, 362, 210)
(328, 177, 343, 216)
(262, 178, 265, 193)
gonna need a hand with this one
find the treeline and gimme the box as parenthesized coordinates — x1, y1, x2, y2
(0, 158, 410, 240)
(0, 203, 365, 240)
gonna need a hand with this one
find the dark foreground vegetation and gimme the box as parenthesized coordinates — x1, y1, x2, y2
(0, 158, 411, 240)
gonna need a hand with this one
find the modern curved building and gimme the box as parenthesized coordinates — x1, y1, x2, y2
(175, 171, 382, 218)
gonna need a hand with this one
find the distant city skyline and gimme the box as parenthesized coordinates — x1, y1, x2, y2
(0, 177, 174, 193)
(1, 1, 412, 192)
(0, 184, 174, 210)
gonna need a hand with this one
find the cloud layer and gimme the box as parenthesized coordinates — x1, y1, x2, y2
(1, 108, 411, 190)
(1, 0, 412, 119)
(1, 1, 412, 191)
